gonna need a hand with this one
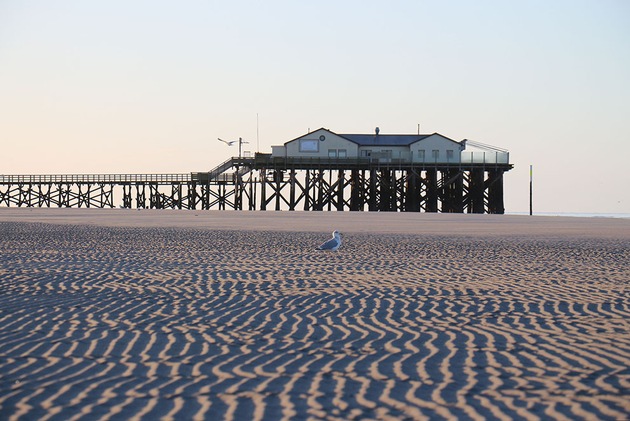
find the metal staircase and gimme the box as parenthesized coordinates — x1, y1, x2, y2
(193, 157, 255, 183)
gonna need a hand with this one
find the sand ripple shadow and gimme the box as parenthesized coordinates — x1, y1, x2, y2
(1, 223, 629, 420)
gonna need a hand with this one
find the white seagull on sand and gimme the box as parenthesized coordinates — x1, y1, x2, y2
(317, 230, 342, 251)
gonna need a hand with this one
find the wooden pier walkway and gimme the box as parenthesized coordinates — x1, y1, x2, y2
(0, 156, 512, 213)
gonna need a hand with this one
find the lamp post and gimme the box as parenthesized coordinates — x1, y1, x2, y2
(218, 137, 249, 159)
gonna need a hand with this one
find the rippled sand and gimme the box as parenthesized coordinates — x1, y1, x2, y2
(0, 210, 629, 420)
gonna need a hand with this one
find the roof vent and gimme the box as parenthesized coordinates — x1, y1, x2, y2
(375, 127, 380, 135)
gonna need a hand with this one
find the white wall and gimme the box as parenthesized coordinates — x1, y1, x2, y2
(274, 130, 471, 163)
(282, 129, 359, 158)
(357, 146, 410, 162)
(410, 134, 462, 163)
(271, 145, 286, 157)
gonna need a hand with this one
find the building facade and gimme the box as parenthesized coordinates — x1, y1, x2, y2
(271, 128, 470, 164)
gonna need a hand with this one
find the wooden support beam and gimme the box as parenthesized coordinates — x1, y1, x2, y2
(426, 169, 438, 213)
(289, 169, 296, 211)
(58, 184, 71, 208)
(487, 169, 505, 214)
(439, 169, 463, 213)
(275, 170, 282, 211)
(368, 169, 378, 211)
(260, 169, 267, 210)
(349, 170, 360, 211)
(395, 170, 406, 212)
(468, 169, 485, 214)
(315, 170, 324, 211)
(186, 183, 196, 210)
(406, 169, 421, 212)
(0, 185, 10, 206)
(136, 184, 146, 209)
(0, 164, 511, 213)
(248, 177, 255, 210)
(122, 185, 132, 208)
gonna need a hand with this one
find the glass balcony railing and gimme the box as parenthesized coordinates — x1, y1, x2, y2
(460, 151, 509, 164)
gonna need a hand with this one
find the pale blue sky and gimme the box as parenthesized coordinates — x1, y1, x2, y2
(1, 1, 629, 213)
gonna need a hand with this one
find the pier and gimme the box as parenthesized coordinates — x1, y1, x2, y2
(0, 155, 512, 213)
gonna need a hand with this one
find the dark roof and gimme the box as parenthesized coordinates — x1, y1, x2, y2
(285, 128, 461, 147)
(339, 134, 431, 146)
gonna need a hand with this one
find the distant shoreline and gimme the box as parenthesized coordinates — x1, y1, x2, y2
(1, 208, 629, 239)
(507, 211, 630, 219)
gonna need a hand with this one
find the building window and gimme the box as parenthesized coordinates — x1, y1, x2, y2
(299, 139, 319, 152)
(338, 149, 347, 158)
(432, 150, 439, 160)
(418, 150, 425, 161)
(328, 149, 337, 158)
(447, 150, 454, 160)
(361, 150, 372, 158)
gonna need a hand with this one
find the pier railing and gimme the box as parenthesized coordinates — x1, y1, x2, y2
(0, 174, 192, 183)
(253, 155, 511, 169)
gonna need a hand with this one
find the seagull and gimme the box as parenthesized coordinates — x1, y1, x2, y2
(316, 230, 342, 251)
(218, 138, 236, 146)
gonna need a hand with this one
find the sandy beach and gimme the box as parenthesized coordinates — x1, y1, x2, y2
(1, 209, 629, 420)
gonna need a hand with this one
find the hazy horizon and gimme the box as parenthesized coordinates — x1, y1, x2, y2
(1, 1, 629, 214)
